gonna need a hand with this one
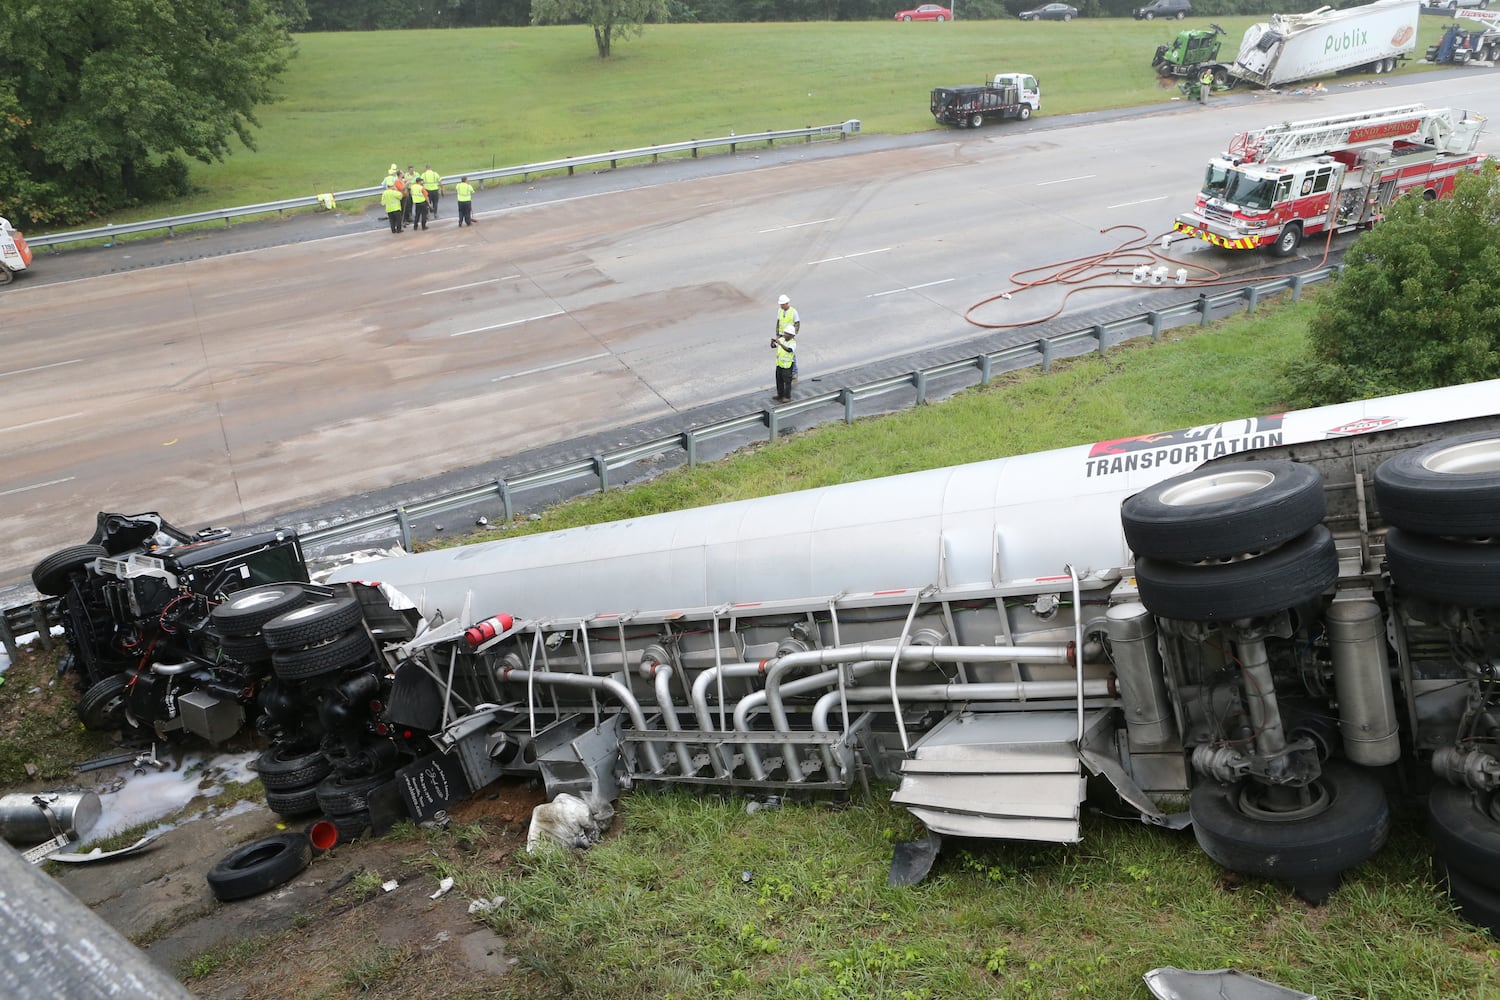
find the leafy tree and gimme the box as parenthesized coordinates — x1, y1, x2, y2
(0, 0, 301, 226)
(532, 0, 671, 57)
(1281, 167, 1500, 407)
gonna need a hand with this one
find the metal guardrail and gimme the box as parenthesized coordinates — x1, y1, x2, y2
(24, 121, 864, 251)
(0, 264, 1340, 659)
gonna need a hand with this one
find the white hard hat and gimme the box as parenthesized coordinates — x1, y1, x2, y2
(778, 294, 790, 305)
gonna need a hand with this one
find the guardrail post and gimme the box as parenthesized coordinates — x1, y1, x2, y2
(682, 429, 698, 467)
(1198, 294, 1212, 326)
(1245, 286, 1260, 314)
(1093, 324, 1109, 355)
(977, 354, 992, 385)
(766, 407, 780, 439)
(1148, 310, 1164, 340)
(499, 480, 514, 523)
(1040, 338, 1053, 373)
(0, 613, 19, 664)
(1291, 274, 1305, 300)
(31, 604, 51, 652)
(841, 388, 854, 424)
(396, 508, 413, 551)
(593, 455, 609, 492)
(913, 370, 928, 405)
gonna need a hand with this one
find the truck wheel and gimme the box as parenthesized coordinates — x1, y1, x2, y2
(206, 832, 312, 902)
(77, 673, 135, 732)
(211, 584, 310, 636)
(271, 628, 372, 681)
(315, 770, 393, 816)
(1374, 431, 1500, 536)
(1018, 106, 1032, 121)
(265, 784, 322, 818)
(255, 745, 333, 791)
(1438, 863, 1500, 936)
(0, 264, 13, 285)
(1384, 529, 1500, 607)
(1134, 526, 1338, 622)
(1429, 784, 1500, 891)
(1190, 761, 1389, 898)
(1371, 58, 1384, 74)
(262, 597, 364, 651)
(1272, 222, 1302, 257)
(1212, 67, 1230, 89)
(1121, 461, 1325, 562)
(31, 544, 108, 596)
(969, 113, 983, 128)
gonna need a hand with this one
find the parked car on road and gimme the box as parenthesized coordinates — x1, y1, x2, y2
(1134, 0, 1192, 19)
(1019, 3, 1078, 20)
(895, 4, 952, 19)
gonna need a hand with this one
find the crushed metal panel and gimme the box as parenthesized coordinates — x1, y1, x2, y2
(1144, 967, 1315, 1000)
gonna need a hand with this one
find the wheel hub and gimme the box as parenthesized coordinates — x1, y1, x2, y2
(1234, 777, 1332, 822)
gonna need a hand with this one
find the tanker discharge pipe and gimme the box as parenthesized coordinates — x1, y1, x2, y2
(500, 667, 662, 774)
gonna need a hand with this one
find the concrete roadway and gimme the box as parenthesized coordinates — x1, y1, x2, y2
(2, 71, 1498, 591)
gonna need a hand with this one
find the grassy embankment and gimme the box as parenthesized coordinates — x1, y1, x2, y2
(87, 17, 1455, 225)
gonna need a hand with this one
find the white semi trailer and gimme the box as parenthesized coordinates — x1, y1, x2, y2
(1231, 0, 1421, 87)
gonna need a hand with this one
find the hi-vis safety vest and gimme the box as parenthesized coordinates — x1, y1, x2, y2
(422, 169, 441, 191)
(456, 182, 474, 202)
(777, 306, 798, 335)
(776, 336, 796, 369)
(381, 188, 402, 213)
(412, 182, 427, 204)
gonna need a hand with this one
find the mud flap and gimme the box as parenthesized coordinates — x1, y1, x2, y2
(887, 830, 943, 887)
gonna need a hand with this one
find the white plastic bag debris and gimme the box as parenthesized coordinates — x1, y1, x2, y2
(526, 792, 615, 852)
(381, 879, 399, 893)
(468, 895, 506, 915)
(430, 876, 455, 899)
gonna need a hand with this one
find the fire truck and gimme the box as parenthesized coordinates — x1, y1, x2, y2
(0, 216, 32, 284)
(1173, 104, 1487, 256)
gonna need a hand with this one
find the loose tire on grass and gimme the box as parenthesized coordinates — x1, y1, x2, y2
(315, 770, 393, 817)
(1135, 526, 1338, 622)
(211, 585, 310, 637)
(262, 597, 363, 651)
(77, 673, 135, 732)
(1429, 782, 1500, 890)
(1384, 529, 1500, 608)
(271, 628, 372, 682)
(265, 784, 322, 818)
(32, 544, 108, 596)
(1190, 760, 1389, 888)
(1121, 461, 1325, 562)
(206, 832, 312, 902)
(255, 745, 333, 791)
(1375, 432, 1500, 536)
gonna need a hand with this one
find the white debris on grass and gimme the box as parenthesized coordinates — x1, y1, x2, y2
(381, 879, 400, 893)
(467, 895, 506, 915)
(0, 624, 66, 677)
(430, 876, 455, 899)
(525, 792, 615, 852)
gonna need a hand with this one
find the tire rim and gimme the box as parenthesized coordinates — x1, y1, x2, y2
(1158, 467, 1277, 508)
(230, 589, 294, 610)
(1421, 438, 1500, 476)
(1235, 778, 1333, 822)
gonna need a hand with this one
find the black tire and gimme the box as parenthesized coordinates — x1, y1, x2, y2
(319, 810, 373, 846)
(1191, 761, 1390, 886)
(218, 632, 272, 664)
(1429, 783, 1500, 890)
(211, 584, 309, 636)
(1063, 12, 1072, 19)
(1272, 222, 1302, 257)
(1175, 9, 1184, 16)
(315, 770, 393, 816)
(0, 264, 13, 285)
(32, 544, 108, 596)
(262, 597, 364, 651)
(1375, 432, 1500, 536)
(77, 673, 134, 732)
(1212, 67, 1229, 89)
(265, 784, 322, 818)
(206, 832, 312, 902)
(271, 628, 372, 682)
(1438, 863, 1500, 935)
(902, 13, 911, 18)
(1385, 529, 1500, 607)
(255, 745, 333, 791)
(1018, 105, 1032, 121)
(1122, 460, 1325, 562)
(1371, 58, 1384, 75)
(1135, 525, 1338, 622)
(935, 13, 945, 19)
(969, 112, 983, 128)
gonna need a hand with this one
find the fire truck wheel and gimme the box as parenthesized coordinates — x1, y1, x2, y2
(211, 584, 311, 637)
(77, 673, 135, 732)
(264, 784, 322, 818)
(1374, 431, 1500, 535)
(1190, 761, 1389, 887)
(262, 597, 364, 651)
(31, 544, 109, 596)
(1435, 861, 1500, 935)
(271, 628, 372, 682)
(1134, 525, 1337, 622)
(315, 770, 394, 816)
(1019, 105, 1032, 121)
(1428, 783, 1500, 890)
(255, 745, 334, 791)
(206, 832, 312, 902)
(1272, 222, 1302, 257)
(1121, 460, 1325, 562)
(1384, 529, 1500, 607)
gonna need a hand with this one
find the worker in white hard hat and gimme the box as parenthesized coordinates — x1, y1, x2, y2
(775, 294, 800, 379)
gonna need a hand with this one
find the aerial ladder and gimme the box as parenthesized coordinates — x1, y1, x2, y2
(1226, 104, 1476, 164)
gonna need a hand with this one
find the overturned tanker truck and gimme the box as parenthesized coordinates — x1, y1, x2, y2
(31, 379, 1500, 925)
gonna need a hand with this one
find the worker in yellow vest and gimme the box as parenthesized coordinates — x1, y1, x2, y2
(421, 165, 442, 218)
(381, 185, 404, 234)
(772, 327, 796, 402)
(455, 176, 476, 227)
(411, 178, 429, 230)
(383, 164, 398, 189)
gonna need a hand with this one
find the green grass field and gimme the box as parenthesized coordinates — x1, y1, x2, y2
(131, 17, 1455, 221)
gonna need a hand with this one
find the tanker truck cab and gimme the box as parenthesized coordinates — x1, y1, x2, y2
(0, 216, 32, 284)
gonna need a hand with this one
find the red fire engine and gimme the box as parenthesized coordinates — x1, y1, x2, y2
(1173, 104, 1487, 256)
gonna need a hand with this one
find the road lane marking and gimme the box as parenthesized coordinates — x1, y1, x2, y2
(490, 352, 611, 383)
(1037, 175, 1096, 186)
(422, 275, 519, 296)
(868, 278, 956, 298)
(0, 359, 84, 379)
(451, 310, 566, 337)
(808, 247, 892, 265)
(0, 412, 83, 434)
(758, 218, 836, 233)
(1, 477, 75, 498)
(1108, 195, 1169, 209)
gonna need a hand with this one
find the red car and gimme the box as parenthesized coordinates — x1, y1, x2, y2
(895, 4, 952, 20)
